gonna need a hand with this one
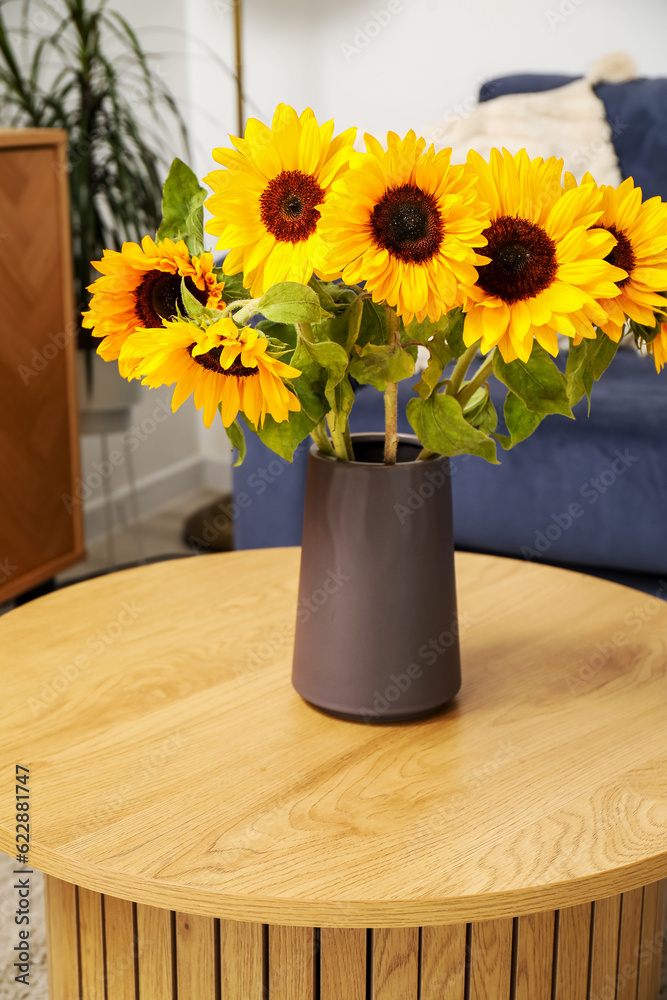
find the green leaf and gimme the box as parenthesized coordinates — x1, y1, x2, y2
(443, 308, 468, 357)
(223, 417, 247, 466)
(220, 272, 252, 304)
(257, 282, 333, 325)
(157, 158, 206, 257)
(404, 313, 451, 346)
(357, 298, 389, 347)
(348, 343, 415, 391)
(406, 393, 499, 463)
(308, 277, 337, 312)
(326, 376, 355, 426)
(495, 392, 544, 450)
(287, 339, 330, 424)
(244, 411, 315, 463)
(256, 320, 297, 353)
(462, 386, 498, 435)
(413, 338, 454, 399)
(180, 277, 204, 319)
(299, 338, 349, 396)
(565, 334, 620, 409)
(493, 343, 573, 418)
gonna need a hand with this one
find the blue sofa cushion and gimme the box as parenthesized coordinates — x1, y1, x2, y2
(479, 72, 667, 200)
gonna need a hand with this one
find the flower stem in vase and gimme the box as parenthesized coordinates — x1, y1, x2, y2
(384, 306, 400, 464)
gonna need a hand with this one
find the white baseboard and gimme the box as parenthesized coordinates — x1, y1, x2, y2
(83, 456, 232, 541)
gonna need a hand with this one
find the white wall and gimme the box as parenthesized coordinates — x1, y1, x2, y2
(229, 0, 667, 142)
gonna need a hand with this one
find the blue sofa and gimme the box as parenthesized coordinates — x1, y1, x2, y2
(233, 72, 667, 578)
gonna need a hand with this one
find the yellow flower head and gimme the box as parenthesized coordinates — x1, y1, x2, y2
(319, 130, 489, 324)
(648, 323, 667, 373)
(120, 317, 301, 428)
(204, 105, 357, 297)
(569, 174, 667, 343)
(460, 148, 627, 363)
(82, 236, 224, 363)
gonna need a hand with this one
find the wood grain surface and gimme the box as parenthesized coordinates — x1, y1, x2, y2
(469, 918, 513, 999)
(421, 924, 467, 999)
(44, 876, 78, 1000)
(554, 902, 592, 1000)
(1, 549, 666, 926)
(320, 928, 366, 1000)
(78, 887, 105, 1000)
(372, 927, 419, 999)
(514, 909, 555, 1000)
(136, 903, 173, 999)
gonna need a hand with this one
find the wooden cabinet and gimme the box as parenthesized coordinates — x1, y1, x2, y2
(0, 128, 85, 602)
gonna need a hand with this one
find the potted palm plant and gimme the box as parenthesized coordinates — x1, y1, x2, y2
(0, 0, 188, 405)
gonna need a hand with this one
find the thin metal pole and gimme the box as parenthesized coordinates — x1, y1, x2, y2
(234, 0, 244, 134)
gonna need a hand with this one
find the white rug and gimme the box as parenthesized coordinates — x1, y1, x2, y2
(0, 852, 665, 998)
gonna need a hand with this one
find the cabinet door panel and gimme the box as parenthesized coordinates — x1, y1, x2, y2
(0, 132, 84, 601)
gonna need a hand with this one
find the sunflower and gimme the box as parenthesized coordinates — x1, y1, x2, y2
(646, 324, 667, 373)
(82, 236, 225, 367)
(459, 148, 627, 363)
(319, 130, 489, 324)
(204, 105, 356, 297)
(120, 317, 301, 428)
(568, 175, 667, 343)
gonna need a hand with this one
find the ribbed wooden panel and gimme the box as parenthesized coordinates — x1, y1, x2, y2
(320, 927, 366, 1000)
(78, 887, 105, 1000)
(617, 887, 646, 1000)
(269, 924, 314, 999)
(104, 895, 136, 1000)
(421, 924, 467, 999)
(220, 918, 264, 999)
(638, 880, 667, 1000)
(469, 918, 513, 1000)
(372, 927, 419, 999)
(649, 881, 666, 1000)
(136, 903, 173, 1000)
(554, 903, 592, 1000)
(44, 876, 79, 1000)
(0, 132, 84, 602)
(43, 879, 666, 1000)
(590, 895, 622, 1000)
(515, 909, 555, 1000)
(175, 912, 217, 998)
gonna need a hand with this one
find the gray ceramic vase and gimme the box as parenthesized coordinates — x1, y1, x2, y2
(291, 433, 462, 722)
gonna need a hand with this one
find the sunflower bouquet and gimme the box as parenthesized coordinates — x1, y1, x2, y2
(83, 104, 667, 467)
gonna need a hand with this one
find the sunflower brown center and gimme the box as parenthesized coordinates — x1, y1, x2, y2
(476, 216, 558, 304)
(187, 344, 259, 377)
(370, 184, 444, 263)
(603, 225, 635, 288)
(135, 272, 208, 327)
(260, 170, 324, 243)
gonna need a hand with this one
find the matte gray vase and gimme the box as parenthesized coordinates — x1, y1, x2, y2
(291, 433, 462, 722)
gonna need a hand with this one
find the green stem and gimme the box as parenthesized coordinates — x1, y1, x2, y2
(342, 422, 355, 461)
(310, 420, 335, 457)
(326, 413, 349, 461)
(384, 306, 401, 465)
(446, 342, 480, 397)
(417, 448, 437, 461)
(295, 321, 314, 344)
(456, 350, 496, 408)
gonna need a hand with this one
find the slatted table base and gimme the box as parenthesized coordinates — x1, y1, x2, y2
(45, 875, 666, 1000)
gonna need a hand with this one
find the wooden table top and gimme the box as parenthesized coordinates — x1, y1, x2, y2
(1, 548, 666, 927)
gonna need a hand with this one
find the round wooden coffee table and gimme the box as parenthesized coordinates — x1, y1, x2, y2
(0, 549, 665, 1000)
